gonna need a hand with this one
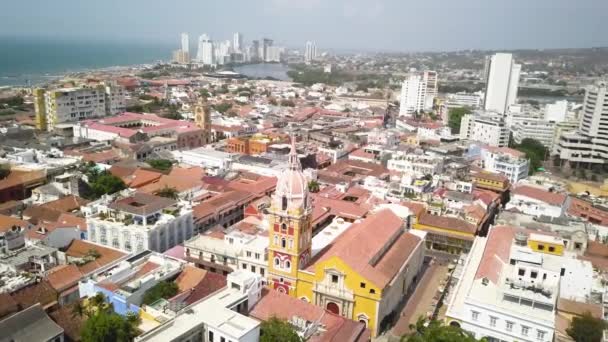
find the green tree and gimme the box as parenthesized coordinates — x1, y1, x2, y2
(213, 102, 233, 114)
(447, 107, 471, 134)
(147, 159, 173, 171)
(513, 138, 548, 175)
(402, 317, 484, 342)
(199, 88, 210, 98)
(81, 310, 141, 342)
(86, 170, 127, 199)
(260, 317, 302, 342)
(142, 281, 179, 305)
(157, 186, 179, 199)
(308, 180, 320, 193)
(567, 312, 607, 342)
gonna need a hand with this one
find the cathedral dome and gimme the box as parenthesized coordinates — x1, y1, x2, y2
(273, 136, 310, 213)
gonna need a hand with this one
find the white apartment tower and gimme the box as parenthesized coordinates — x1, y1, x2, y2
(196, 34, 215, 66)
(554, 81, 608, 165)
(399, 71, 438, 117)
(305, 41, 317, 64)
(233, 32, 243, 52)
(181, 33, 189, 53)
(484, 53, 521, 115)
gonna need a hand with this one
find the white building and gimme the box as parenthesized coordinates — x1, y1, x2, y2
(196, 34, 214, 66)
(544, 100, 568, 123)
(266, 46, 284, 63)
(181, 32, 189, 53)
(511, 117, 556, 149)
(446, 226, 595, 342)
(233, 32, 243, 52)
(554, 81, 608, 166)
(484, 53, 521, 115)
(35, 83, 126, 131)
(173, 148, 235, 175)
(367, 128, 399, 146)
(506, 185, 567, 218)
(136, 271, 263, 342)
(399, 70, 437, 117)
(305, 41, 317, 64)
(460, 113, 510, 147)
(446, 92, 483, 109)
(85, 192, 195, 253)
(387, 151, 444, 177)
(480, 146, 529, 184)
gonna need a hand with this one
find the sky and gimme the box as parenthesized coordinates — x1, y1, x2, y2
(1, 0, 607, 52)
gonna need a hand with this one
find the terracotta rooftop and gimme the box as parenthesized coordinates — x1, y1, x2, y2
(109, 192, 177, 216)
(48, 304, 85, 342)
(175, 265, 209, 293)
(10, 281, 58, 310)
(557, 298, 602, 318)
(40, 195, 89, 213)
(64, 240, 127, 275)
(0, 214, 30, 233)
(193, 190, 253, 220)
(182, 272, 227, 305)
(122, 168, 163, 188)
(0, 294, 19, 320)
(22, 206, 63, 225)
(250, 289, 370, 342)
(308, 209, 421, 289)
(512, 185, 567, 206)
(471, 171, 509, 183)
(46, 264, 83, 293)
(417, 213, 477, 234)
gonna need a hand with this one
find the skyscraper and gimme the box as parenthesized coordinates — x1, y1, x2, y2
(261, 38, 273, 62)
(484, 53, 521, 115)
(233, 32, 243, 52)
(399, 71, 438, 117)
(196, 34, 214, 66)
(181, 33, 189, 53)
(305, 41, 317, 64)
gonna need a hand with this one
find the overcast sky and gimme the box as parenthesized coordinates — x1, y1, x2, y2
(1, 0, 606, 51)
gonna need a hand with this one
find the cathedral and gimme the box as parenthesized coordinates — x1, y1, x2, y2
(265, 136, 427, 337)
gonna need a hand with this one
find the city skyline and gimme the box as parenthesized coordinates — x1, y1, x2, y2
(1, 0, 607, 52)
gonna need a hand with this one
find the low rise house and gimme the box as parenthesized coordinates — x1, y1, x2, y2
(0, 303, 64, 342)
(507, 185, 568, 218)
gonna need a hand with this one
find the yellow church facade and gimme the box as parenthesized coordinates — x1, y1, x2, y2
(265, 140, 426, 337)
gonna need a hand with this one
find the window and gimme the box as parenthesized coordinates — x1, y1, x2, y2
(242, 263, 247, 269)
(274, 257, 280, 267)
(282, 196, 288, 210)
(260, 268, 265, 276)
(506, 321, 514, 332)
(518, 268, 525, 276)
(548, 246, 555, 252)
(285, 261, 291, 269)
(370, 289, 376, 294)
(209, 331, 214, 342)
(360, 282, 366, 288)
(537, 330, 546, 341)
(255, 253, 260, 260)
(246, 251, 252, 257)
(220, 337, 226, 342)
(537, 244, 545, 250)
(281, 223, 287, 233)
(331, 275, 339, 283)
(561, 268, 566, 276)
(489, 316, 497, 327)
(531, 271, 538, 279)
(281, 238, 286, 248)
(522, 326, 529, 336)
(471, 311, 479, 321)
(251, 265, 256, 273)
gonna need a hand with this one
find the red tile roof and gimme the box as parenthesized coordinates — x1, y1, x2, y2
(250, 289, 370, 342)
(308, 209, 421, 289)
(175, 266, 209, 293)
(64, 240, 127, 275)
(417, 213, 477, 234)
(46, 265, 83, 293)
(40, 195, 90, 213)
(512, 185, 567, 206)
(183, 272, 227, 305)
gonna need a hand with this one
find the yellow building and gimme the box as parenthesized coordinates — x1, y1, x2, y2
(267, 137, 426, 336)
(413, 212, 477, 254)
(527, 233, 565, 256)
(471, 171, 510, 192)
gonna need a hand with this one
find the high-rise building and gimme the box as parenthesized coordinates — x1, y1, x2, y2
(460, 112, 510, 147)
(233, 32, 243, 52)
(260, 38, 273, 62)
(554, 81, 608, 166)
(266, 46, 284, 63)
(398, 71, 438, 117)
(484, 53, 521, 115)
(305, 41, 317, 64)
(180, 32, 189, 53)
(172, 50, 190, 64)
(196, 34, 214, 66)
(34, 82, 126, 131)
(250, 40, 260, 61)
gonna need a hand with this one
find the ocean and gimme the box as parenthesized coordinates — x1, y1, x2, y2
(0, 37, 172, 87)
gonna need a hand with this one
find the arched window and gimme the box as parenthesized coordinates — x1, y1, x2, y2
(274, 235, 278, 246)
(357, 314, 369, 328)
(281, 238, 286, 248)
(282, 196, 288, 210)
(289, 239, 294, 249)
(281, 223, 287, 233)
(285, 260, 291, 269)
(274, 257, 280, 267)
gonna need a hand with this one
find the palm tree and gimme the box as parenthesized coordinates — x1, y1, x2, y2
(308, 180, 320, 193)
(71, 301, 86, 318)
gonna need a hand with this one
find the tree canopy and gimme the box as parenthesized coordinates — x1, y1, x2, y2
(147, 159, 173, 171)
(512, 138, 548, 175)
(81, 310, 141, 342)
(308, 180, 320, 193)
(156, 186, 179, 199)
(447, 107, 471, 134)
(567, 312, 607, 342)
(260, 317, 302, 342)
(402, 318, 485, 342)
(142, 281, 179, 305)
(85, 165, 126, 199)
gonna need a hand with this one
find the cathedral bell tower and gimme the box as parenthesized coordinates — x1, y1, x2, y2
(194, 98, 211, 144)
(267, 135, 312, 295)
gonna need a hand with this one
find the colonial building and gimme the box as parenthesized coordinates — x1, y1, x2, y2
(265, 137, 426, 337)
